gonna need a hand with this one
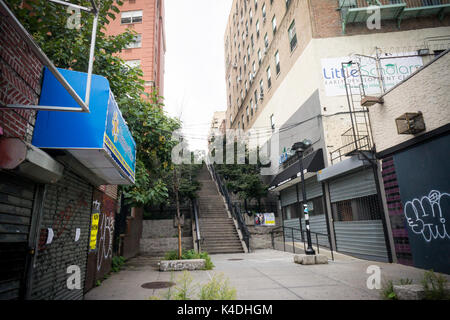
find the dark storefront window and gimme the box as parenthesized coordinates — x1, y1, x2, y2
(282, 196, 325, 220)
(332, 194, 381, 222)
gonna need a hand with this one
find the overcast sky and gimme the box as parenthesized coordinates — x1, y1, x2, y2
(164, 0, 233, 151)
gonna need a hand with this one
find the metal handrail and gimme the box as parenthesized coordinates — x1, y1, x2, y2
(192, 198, 201, 252)
(207, 164, 251, 252)
(270, 225, 334, 261)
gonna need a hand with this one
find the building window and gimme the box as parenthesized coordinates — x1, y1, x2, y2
(247, 46, 251, 61)
(264, 33, 269, 48)
(121, 10, 143, 24)
(125, 34, 142, 49)
(256, 20, 260, 37)
(125, 59, 141, 69)
(272, 15, 277, 34)
(252, 61, 256, 74)
(246, 106, 249, 121)
(259, 79, 264, 95)
(255, 0, 258, 11)
(270, 114, 275, 130)
(258, 49, 262, 65)
(275, 50, 280, 75)
(250, 9, 253, 24)
(267, 66, 272, 88)
(262, 4, 266, 19)
(250, 99, 254, 115)
(332, 195, 382, 222)
(251, 34, 254, 50)
(230, 115, 233, 124)
(245, 80, 248, 95)
(241, 115, 245, 129)
(288, 20, 297, 52)
(254, 90, 258, 109)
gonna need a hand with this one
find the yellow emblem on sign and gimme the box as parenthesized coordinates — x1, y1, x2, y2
(112, 111, 119, 143)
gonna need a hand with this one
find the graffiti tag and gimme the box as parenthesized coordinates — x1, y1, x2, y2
(404, 190, 450, 242)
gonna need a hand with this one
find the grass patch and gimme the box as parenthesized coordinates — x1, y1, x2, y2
(149, 271, 236, 300)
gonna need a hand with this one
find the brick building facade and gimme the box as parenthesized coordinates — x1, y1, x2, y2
(105, 0, 166, 97)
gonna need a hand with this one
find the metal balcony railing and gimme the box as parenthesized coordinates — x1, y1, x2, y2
(338, 0, 450, 33)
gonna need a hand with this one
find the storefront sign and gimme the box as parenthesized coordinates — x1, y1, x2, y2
(255, 213, 276, 226)
(32, 67, 136, 185)
(321, 53, 423, 96)
(89, 213, 100, 250)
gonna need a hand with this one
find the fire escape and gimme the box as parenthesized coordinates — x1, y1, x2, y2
(329, 53, 384, 165)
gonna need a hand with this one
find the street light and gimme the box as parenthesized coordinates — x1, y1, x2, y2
(292, 139, 316, 255)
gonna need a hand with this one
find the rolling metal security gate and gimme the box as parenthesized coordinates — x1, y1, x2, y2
(0, 171, 36, 300)
(281, 178, 329, 246)
(30, 170, 92, 300)
(329, 169, 389, 262)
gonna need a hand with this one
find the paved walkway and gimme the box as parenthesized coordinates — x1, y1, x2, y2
(84, 249, 444, 300)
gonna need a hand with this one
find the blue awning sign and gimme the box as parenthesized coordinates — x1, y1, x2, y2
(32, 67, 136, 185)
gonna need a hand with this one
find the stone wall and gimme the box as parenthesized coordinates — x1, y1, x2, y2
(140, 237, 193, 257)
(246, 216, 282, 250)
(140, 219, 193, 256)
(142, 219, 192, 238)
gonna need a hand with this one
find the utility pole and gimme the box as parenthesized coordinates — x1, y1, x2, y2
(173, 167, 182, 259)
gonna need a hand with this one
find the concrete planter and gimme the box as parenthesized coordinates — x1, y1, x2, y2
(159, 259, 206, 272)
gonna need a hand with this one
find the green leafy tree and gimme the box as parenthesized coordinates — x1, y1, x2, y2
(7, 0, 181, 206)
(215, 137, 268, 209)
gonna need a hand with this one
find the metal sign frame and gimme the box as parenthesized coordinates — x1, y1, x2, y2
(0, 0, 100, 113)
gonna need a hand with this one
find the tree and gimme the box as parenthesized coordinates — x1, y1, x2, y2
(215, 137, 268, 210)
(7, 0, 180, 207)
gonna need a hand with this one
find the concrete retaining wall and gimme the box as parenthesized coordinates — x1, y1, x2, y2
(142, 219, 192, 238)
(140, 237, 193, 256)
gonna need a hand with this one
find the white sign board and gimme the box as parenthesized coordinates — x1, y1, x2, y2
(321, 53, 423, 96)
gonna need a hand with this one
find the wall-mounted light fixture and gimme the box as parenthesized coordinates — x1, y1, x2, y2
(417, 48, 430, 56)
(395, 112, 426, 135)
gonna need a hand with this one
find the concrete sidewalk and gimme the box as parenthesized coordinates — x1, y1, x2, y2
(84, 249, 446, 300)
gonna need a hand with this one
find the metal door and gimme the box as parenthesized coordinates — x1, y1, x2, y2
(0, 171, 36, 300)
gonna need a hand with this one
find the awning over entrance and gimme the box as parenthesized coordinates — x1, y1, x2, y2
(32, 67, 136, 185)
(268, 149, 324, 191)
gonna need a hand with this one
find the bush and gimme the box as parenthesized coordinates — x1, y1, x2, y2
(163, 249, 215, 270)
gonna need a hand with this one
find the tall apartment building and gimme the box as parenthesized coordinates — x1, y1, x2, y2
(208, 111, 226, 149)
(106, 0, 166, 97)
(224, 0, 450, 266)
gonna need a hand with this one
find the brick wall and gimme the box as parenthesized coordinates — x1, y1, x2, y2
(381, 156, 413, 266)
(369, 51, 450, 154)
(0, 5, 42, 143)
(309, 0, 450, 38)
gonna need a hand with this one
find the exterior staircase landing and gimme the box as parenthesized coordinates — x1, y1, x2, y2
(197, 165, 244, 254)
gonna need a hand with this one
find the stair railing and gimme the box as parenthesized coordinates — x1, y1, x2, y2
(207, 164, 251, 252)
(191, 198, 201, 252)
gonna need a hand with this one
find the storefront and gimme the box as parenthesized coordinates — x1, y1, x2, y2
(318, 155, 391, 262)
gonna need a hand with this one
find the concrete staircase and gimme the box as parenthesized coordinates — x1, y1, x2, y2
(196, 165, 244, 254)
